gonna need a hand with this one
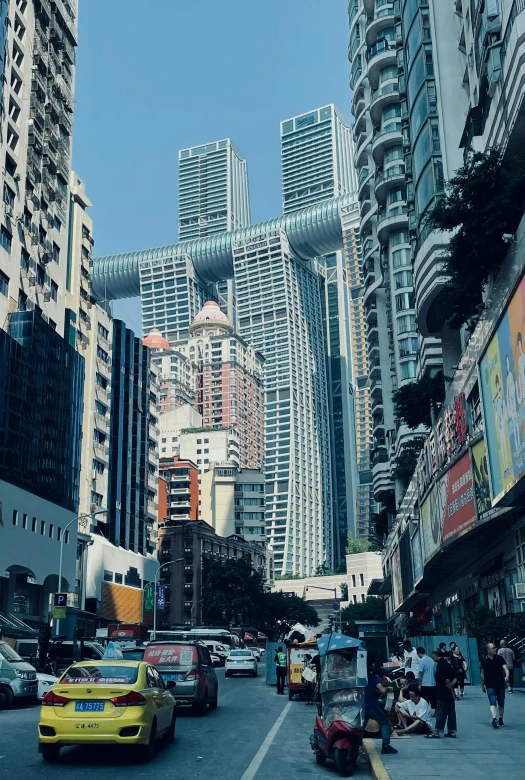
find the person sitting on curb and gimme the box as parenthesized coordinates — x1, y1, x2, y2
(395, 686, 433, 735)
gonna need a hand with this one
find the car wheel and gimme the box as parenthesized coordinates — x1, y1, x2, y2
(165, 711, 176, 744)
(40, 745, 61, 763)
(225, 671, 231, 678)
(140, 719, 157, 762)
(315, 752, 327, 766)
(0, 686, 13, 710)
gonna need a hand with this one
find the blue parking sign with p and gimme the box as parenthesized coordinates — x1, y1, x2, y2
(53, 592, 67, 619)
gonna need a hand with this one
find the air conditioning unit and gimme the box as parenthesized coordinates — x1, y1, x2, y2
(43, 291, 51, 302)
(4, 204, 13, 218)
(513, 582, 525, 599)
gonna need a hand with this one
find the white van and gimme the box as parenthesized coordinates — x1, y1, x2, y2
(204, 642, 228, 665)
(0, 640, 38, 708)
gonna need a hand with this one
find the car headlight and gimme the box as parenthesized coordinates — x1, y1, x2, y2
(15, 670, 31, 680)
(41, 680, 54, 687)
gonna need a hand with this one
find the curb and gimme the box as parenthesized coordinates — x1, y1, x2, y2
(362, 739, 392, 780)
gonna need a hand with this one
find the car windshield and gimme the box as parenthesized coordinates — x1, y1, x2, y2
(122, 649, 144, 660)
(62, 665, 139, 684)
(230, 651, 252, 657)
(0, 643, 23, 662)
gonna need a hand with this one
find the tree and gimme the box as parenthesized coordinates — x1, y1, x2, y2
(340, 583, 348, 601)
(424, 148, 525, 329)
(201, 555, 265, 625)
(346, 535, 372, 555)
(338, 597, 386, 639)
(259, 591, 320, 640)
(392, 372, 446, 430)
(391, 437, 426, 487)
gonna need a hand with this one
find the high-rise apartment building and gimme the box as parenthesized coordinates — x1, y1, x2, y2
(1, 0, 77, 336)
(178, 139, 250, 241)
(342, 202, 375, 537)
(281, 105, 357, 214)
(200, 465, 265, 542)
(234, 231, 331, 574)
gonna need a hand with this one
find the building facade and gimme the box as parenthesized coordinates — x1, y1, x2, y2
(158, 457, 200, 524)
(281, 104, 356, 214)
(200, 465, 265, 541)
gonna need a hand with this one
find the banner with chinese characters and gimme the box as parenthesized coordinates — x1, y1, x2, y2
(471, 438, 492, 519)
(479, 272, 525, 504)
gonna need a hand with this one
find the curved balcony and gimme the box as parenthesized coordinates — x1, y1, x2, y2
(366, 41, 397, 85)
(353, 104, 369, 142)
(373, 457, 393, 502)
(413, 228, 451, 338)
(376, 204, 408, 244)
(369, 358, 381, 380)
(363, 238, 380, 265)
(367, 323, 379, 344)
(359, 202, 377, 239)
(371, 122, 402, 163)
(360, 197, 372, 220)
(366, 4, 396, 46)
(352, 86, 366, 119)
(365, 300, 378, 327)
(370, 377, 383, 399)
(353, 124, 368, 152)
(370, 395, 383, 416)
(374, 164, 406, 203)
(354, 128, 373, 170)
(373, 415, 386, 437)
(369, 82, 400, 125)
(358, 167, 373, 201)
(363, 258, 376, 288)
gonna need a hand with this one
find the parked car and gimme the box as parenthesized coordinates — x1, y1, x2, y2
(119, 646, 145, 661)
(225, 650, 258, 678)
(204, 642, 228, 665)
(14, 639, 105, 675)
(0, 640, 38, 708)
(210, 653, 222, 667)
(144, 641, 218, 715)
(37, 673, 58, 701)
(249, 648, 261, 662)
(38, 659, 176, 762)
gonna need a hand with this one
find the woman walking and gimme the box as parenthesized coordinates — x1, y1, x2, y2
(450, 646, 467, 698)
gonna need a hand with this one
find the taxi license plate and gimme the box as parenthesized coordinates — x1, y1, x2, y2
(75, 701, 105, 712)
(163, 673, 180, 681)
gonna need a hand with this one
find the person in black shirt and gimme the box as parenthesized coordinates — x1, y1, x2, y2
(425, 650, 457, 738)
(480, 642, 509, 728)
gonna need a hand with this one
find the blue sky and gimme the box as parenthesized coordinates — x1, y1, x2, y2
(73, 0, 351, 332)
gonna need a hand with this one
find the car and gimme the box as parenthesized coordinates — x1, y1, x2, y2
(37, 659, 176, 763)
(249, 648, 261, 662)
(143, 641, 218, 715)
(14, 639, 105, 674)
(119, 647, 145, 661)
(37, 673, 58, 702)
(204, 642, 228, 665)
(210, 653, 222, 667)
(0, 641, 38, 708)
(225, 650, 258, 677)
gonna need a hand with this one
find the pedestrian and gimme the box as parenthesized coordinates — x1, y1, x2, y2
(497, 640, 515, 693)
(364, 665, 398, 755)
(302, 653, 315, 705)
(438, 642, 449, 658)
(425, 650, 457, 739)
(450, 646, 467, 698)
(274, 645, 287, 695)
(402, 639, 419, 675)
(395, 686, 433, 735)
(417, 647, 437, 710)
(481, 642, 509, 729)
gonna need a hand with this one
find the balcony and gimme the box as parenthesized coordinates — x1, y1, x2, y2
(374, 164, 406, 202)
(365, 302, 378, 326)
(377, 204, 408, 244)
(359, 202, 377, 239)
(371, 122, 402, 163)
(366, 4, 396, 44)
(370, 377, 383, 399)
(360, 197, 372, 219)
(366, 40, 397, 84)
(369, 358, 381, 380)
(96, 355, 111, 377)
(369, 82, 400, 124)
(352, 87, 365, 119)
(354, 128, 373, 170)
(358, 166, 372, 200)
(363, 259, 376, 288)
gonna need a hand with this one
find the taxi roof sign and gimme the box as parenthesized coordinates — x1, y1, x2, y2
(102, 641, 123, 660)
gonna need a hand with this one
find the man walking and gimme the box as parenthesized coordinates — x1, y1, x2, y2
(481, 642, 509, 728)
(274, 645, 287, 695)
(417, 646, 436, 710)
(426, 650, 457, 739)
(498, 640, 515, 693)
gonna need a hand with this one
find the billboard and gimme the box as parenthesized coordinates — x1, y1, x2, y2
(479, 273, 525, 503)
(471, 438, 492, 519)
(411, 529, 423, 585)
(420, 452, 476, 563)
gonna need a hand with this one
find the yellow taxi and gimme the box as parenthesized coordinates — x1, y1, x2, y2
(38, 657, 176, 762)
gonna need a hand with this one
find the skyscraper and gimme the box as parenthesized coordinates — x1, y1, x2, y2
(281, 104, 357, 215)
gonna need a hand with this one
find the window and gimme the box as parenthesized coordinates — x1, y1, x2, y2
(40, 520, 46, 536)
(52, 243, 60, 263)
(401, 360, 417, 380)
(0, 227, 12, 253)
(12, 510, 18, 526)
(103, 570, 113, 582)
(49, 524, 54, 539)
(385, 145, 403, 164)
(391, 229, 409, 247)
(399, 336, 418, 357)
(392, 248, 411, 268)
(397, 314, 417, 335)
(32, 517, 37, 532)
(22, 513, 27, 529)
(394, 269, 414, 289)
(396, 292, 415, 311)
(51, 280, 58, 302)
(115, 573, 123, 584)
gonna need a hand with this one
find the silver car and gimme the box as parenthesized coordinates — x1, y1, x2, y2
(144, 641, 218, 715)
(225, 649, 258, 677)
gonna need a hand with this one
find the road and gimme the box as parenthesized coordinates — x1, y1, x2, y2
(0, 664, 371, 779)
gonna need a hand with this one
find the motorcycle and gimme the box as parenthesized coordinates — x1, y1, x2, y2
(310, 634, 368, 777)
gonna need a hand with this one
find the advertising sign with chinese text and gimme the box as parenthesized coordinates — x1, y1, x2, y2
(392, 546, 403, 610)
(420, 483, 445, 564)
(411, 529, 423, 584)
(440, 452, 476, 544)
(479, 273, 525, 503)
(471, 438, 492, 519)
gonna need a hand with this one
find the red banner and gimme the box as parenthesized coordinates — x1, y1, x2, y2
(441, 452, 476, 544)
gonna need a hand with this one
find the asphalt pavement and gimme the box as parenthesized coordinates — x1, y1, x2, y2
(0, 664, 371, 780)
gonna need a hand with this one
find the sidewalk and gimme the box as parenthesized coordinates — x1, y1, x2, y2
(366, 688, 524, 780)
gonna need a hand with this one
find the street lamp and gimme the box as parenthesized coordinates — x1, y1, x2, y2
(55, 508, 108, 634)
(152, 558, 183, 640)
(304, 585, 341, 632)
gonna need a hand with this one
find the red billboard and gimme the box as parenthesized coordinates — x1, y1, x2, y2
(441, 452, 476, 544)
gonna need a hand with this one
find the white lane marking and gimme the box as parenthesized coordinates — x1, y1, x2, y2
(239, 701, 293, 780)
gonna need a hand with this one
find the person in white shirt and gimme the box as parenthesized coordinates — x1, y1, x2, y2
(395, 687, 433, 734)
(402, 639, 419, 675)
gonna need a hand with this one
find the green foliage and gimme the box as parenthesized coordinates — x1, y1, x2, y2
(338, 597, 386, 639)
(393, 372, 446, 430)
(424, 148, 525, 329)
(346, 535, 372, 555)
(465, 606, 525, 655)
(274, 573, 303, 580)
(392, 437, 426, 486)
(340, 583, 348, 601)
(202, 555, 320, 640)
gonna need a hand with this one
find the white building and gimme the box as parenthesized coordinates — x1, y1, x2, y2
(159, 404, 203, 458)
(200, 466, 265, 542)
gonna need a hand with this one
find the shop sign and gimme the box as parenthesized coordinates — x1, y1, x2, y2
(416, 392, 469, 500)
(461, 580, 479, 599)
(479, 272, 525, 504)
(444, 592, 459, 608)
(432, 602, 442, 614)
(411, 529, 423, 585)
(481, 570, 504, 588)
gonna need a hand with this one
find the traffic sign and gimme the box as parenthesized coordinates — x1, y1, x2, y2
(53, 592, 67, 619)
(333, 602, 340, 611)
(144, 582, 155, 611)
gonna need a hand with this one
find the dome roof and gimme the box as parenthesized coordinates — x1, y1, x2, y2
(143, 327, 171, 350)
(190, 301, 233, 333)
